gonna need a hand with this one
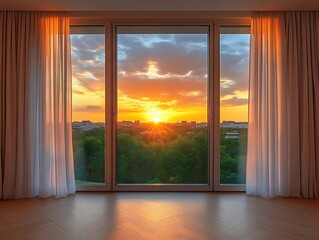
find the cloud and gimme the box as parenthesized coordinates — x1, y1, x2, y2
(118, 94, 177, 112)
(118, 75, 207, 110)
(116, 33, 209, 118)
(71, 31, 250, 122)
(72, 90, 85, 95)
(117, 33, 208, 78)
(178, 91, 203, 97)
(73, 105, 104, 112)
(77, 71, 98, 80)
(221, 97, 248, 107)
(157, 104, 171, 110)
(220, 34, 250, 98)
(135, 34, 175, 48)
(221, 90, 249, 107)
(220, 78, 235, 89)
(133, 61, 193, 80)
(71, 34, 105, 93)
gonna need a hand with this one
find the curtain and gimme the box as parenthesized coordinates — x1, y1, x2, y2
(0, 12, 75, 199)
(247, 11, 319, 198)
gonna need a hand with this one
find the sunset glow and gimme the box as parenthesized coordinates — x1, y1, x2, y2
(153, 116, 160, 123)
(71, 31, 250, 123)
(117, 32, 208, 123)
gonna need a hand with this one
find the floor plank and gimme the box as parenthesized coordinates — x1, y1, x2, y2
(0, 193, 318, 240)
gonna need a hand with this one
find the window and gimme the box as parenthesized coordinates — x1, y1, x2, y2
(70, 20, 250, 191)
(116, 26, 210, 187)
(70, 26, 106, 186)
(219, 27, 250, 186)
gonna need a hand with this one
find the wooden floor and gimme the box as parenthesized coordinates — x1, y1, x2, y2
(0, 193, 318, 240)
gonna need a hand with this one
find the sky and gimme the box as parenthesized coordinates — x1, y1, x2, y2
(71, 30, 249, 123)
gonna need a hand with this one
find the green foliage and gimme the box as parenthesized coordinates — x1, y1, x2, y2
(72, 127, 105, 183)
(219, 128, 247, 184)
(117, 133, 156, 183)
(72, 126, 247, 185)
(83, 136, 105, 182)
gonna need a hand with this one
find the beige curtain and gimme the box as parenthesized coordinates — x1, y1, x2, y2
(247, 11, 319, 198)
(0, 12, 75, 199)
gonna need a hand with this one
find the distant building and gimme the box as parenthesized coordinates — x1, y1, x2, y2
(196, 122, 207, 128)
(173, 121, 197, 128)
(118, 121, 140, 127)
(220, 121, 248, 129)
(72, 120, 104, 132)
(225, 131, 240, 139)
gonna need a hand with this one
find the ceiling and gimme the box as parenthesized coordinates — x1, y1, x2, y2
(0, 0, 318, 11)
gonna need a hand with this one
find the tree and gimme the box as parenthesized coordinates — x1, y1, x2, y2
(117, 133, 156, 183)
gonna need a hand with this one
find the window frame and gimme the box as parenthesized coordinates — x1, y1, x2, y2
(113, 22, 213, 192)
(70, 19, 113, 192)
(70, 16, 250, 192)
(213, 21, 250, 192)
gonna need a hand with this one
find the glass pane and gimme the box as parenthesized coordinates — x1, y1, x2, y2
(220, 27, 250, 184)
(71, 26, 105, 185)
(117, 26, 209, 184)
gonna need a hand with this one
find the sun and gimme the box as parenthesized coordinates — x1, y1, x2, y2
(153, 116, 160, 123)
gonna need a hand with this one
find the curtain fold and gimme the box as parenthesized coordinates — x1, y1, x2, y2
(247, 11, 319, 198)
(0, 12, 75, 199)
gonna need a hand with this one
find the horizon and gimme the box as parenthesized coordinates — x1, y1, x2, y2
(72, 120, 248, 123)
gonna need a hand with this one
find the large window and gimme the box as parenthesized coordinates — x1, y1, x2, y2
(116, 26, 209, 185)
(219, 27, 250, 185)
(71, 26, 106, 186)
(70, 21, 250, 191)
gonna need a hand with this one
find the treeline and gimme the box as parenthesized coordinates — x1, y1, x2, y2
(72, 127, 246, 185)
